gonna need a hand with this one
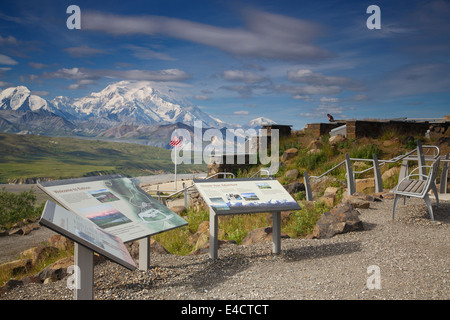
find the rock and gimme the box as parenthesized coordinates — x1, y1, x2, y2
(283, 182, 305, 195)
(241, 227, 290, 246)
(0, 259, 32, 276)
(169, 205, 187, 215)
(281, 148, 298, 162)
(329, 134, 345, 145)
(20, 245, 59, 266)
(48, 235, 74, 251)
(8, 227, 24, 236)
(355, 178, 375, 192)
(150, 239, 170, 255)
(382, 166, 400, 181)
(308, 139, 323, 149)
(0, 279, 22, 296)
(437, 136, 450, 147)
(319, 187, 339, 207)
(20, 223, 40, 235)
(312, 202, 364, 239)
(285, 169, 299, 179)
(36, 256, 74, 282)
(341, 192, 372, 209)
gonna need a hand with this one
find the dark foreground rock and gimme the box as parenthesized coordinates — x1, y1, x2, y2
(313, 202, 364, 239)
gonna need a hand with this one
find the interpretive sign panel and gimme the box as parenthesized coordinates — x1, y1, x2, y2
(40, 200, 136, 270)
(194, 177, 301, 215)
(38, 174, 187, 243)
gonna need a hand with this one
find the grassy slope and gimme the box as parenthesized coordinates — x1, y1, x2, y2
(0, 133, 205, 183)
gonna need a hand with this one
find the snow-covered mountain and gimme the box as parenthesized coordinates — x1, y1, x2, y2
(50, 81, 225, 128)
(245, 117, 276, 128)
(0, 82, 276, 148)
(0, 86, 52, 112)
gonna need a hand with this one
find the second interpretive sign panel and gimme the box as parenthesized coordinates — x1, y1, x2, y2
(39, 174, 187, 243)
(194, 177, 301, 215)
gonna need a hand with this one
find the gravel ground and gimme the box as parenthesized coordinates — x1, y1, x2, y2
(1, 196, 449, 301)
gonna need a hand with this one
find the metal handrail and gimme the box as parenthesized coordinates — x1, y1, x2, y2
(250, 168, 271, 178)
(162, 172, 236, 204)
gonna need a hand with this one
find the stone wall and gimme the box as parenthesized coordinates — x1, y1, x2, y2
(345, 120, 435, 139)
(305, 122, 346, 137)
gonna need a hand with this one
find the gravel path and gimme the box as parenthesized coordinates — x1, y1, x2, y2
(1, 196, 449, 301)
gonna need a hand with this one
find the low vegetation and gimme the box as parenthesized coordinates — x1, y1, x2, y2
(0, 132, 205, 183)
(0, 127, 441, 286)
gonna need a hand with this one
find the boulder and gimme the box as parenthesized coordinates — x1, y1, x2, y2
(36, 256, 74, 282)
(20, 245, 59, 265)
(0, 279, 22, 296)
(312, 202, 364, 239)
(285, 169, 299, 179)
(355, 178, 375, 192)
(308, 139, 323, 149)
(283, 182, 305, 195)
(169, 205, 187, 215)
(281, 148, 298, 162)
(0, 259, 32, 276)
(329, 134, 346, 145)
(382, 166, 400, 181)
(241, 227, 290, 246)
(319, 187, 339, 207)
(48, 235, 74, 251)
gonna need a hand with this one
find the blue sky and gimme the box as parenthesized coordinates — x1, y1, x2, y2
(0, 0, 449, 130)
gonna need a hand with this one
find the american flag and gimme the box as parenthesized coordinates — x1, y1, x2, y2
(170, 136, 182, 148)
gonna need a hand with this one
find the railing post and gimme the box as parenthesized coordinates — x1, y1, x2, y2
(440, 154, 449, 194)
(417, 140, 426, 179)
(373, 154, 383, 193)
(303, 171, 313, 201)
(345, 153, 356, 195)
(399, 159, 409, 182)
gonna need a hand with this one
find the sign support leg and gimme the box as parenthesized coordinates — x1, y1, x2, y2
(139, 236, 150, 271)
(272, 211, 281, 254)
(74, 243, 94, 300)
(209, 208, 218, 260)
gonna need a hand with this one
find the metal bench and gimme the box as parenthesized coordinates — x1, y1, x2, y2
(392, 158, 440, 221)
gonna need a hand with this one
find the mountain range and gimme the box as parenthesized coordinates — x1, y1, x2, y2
(0, 81, 276, 148)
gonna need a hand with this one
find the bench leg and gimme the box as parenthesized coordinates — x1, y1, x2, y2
(392, 194, 401, 220)
(424, 194, 434, 221)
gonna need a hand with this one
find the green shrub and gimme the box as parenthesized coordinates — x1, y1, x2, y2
(349, 144, 382, 159)
(0, 188, 44, 228)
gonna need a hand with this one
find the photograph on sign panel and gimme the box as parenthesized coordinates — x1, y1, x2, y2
(88, 188, 120, 203)
(78, 204, 132, 229)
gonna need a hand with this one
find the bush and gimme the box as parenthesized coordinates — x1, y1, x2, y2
(0, 188, 44, 228)
(349, 144, 382, 159)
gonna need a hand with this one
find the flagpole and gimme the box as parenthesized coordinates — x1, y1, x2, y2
(174, 144, 177, 190)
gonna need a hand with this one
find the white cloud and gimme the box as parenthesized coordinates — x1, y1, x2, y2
(37, 67, 191, 90)
(287, 69, 353, 86)
(82, 9, 331, 61)
(63, 45, 107, 58)
(233, 110, 249, 115)
(0, 54, 18, 65)
(222, 70, 266, 83)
